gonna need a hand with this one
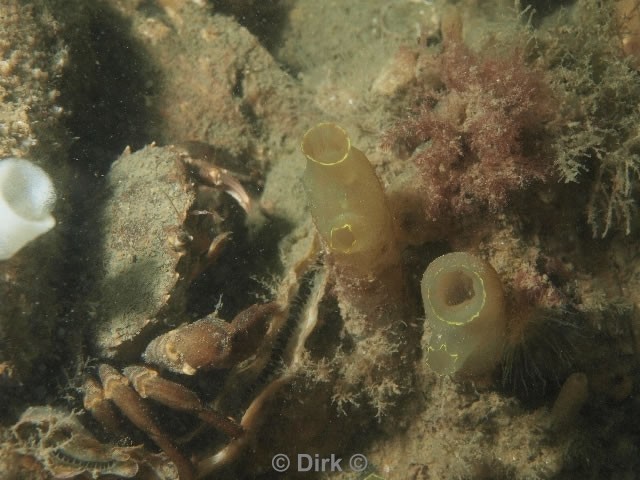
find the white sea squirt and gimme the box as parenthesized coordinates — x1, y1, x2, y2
(0, 157, 56, 260)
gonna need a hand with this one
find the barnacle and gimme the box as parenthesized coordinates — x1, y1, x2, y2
(421, 252, 506, 377)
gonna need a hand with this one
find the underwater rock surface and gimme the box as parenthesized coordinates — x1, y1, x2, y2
(0, 0, 73, 404)
(2, 1, 640, 480)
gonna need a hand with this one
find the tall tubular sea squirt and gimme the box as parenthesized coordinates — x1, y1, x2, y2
(301, 124, 412, 411)
(421, 252, 506, 377)
(301, 123, 398, 279)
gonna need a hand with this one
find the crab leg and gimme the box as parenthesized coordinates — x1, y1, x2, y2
(124, 365, 243, 438)
(83, 377, 124, 435)
(98, 364, 195, 480)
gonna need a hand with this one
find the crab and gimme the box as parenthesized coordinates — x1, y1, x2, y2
(91, 143, 258, 362)
(83, 302, 280, 480)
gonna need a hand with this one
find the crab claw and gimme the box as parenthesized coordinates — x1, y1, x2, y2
(211, 167, 252, 213)
(182, 155, 252, 213)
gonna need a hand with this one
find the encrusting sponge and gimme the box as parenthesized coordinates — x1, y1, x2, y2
(0, 157, 56, 260)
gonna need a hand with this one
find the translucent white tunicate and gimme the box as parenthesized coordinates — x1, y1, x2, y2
(0, 157, 56, 260)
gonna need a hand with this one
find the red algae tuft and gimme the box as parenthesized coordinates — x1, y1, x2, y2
(383, 31, 555, 220)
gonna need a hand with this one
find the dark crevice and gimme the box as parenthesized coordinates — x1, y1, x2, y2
(211, 0, 291, 53)
(27, 1, 158, 408)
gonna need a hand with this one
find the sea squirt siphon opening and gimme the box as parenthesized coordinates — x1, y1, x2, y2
(442, 270, 475, 307)
(426, 264, 487, 327)
(301, 123, 350, 166)
(330, 223, 356, 253)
